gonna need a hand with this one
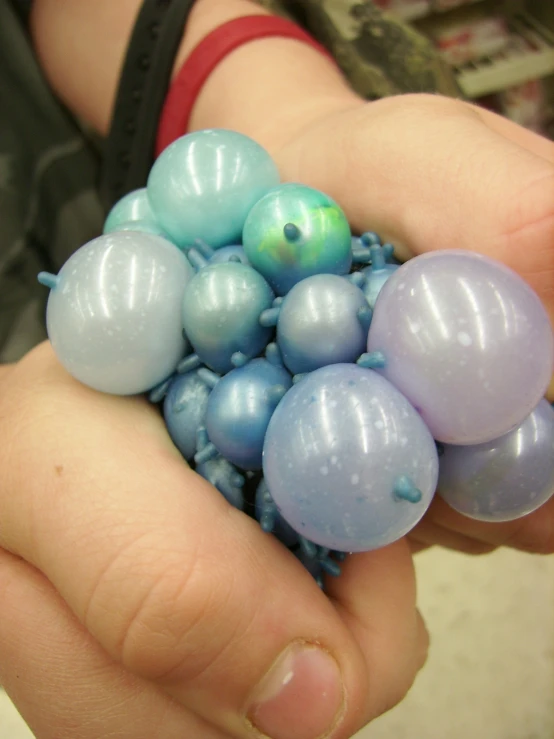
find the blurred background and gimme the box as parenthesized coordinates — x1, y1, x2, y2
(374, 0, 554, 139)
(1, 0, 553, 736)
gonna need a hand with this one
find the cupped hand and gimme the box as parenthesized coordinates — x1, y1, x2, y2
(0, 343, 427, 739)
(275, 92, 554, 555)
(1, 92, 553, 739)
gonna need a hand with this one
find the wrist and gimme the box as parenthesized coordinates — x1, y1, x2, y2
(182, 6, 363, 156)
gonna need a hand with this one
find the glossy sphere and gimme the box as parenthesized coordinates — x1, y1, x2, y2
(277, 275, 370, 374)
(206, 359, 292, 470)
(163, 371, 211, 460)
(103, 188, 158, 233)
(147, 130, 280, 249)
(195, 458, 244, 510)
(181, 262, 275, 373)
(46, 232, 193, 395)
(367, 250, 554, 444)
(438, 399, 554, 522)
(263, 364, 438, 552)
(242, 183, 352, 295)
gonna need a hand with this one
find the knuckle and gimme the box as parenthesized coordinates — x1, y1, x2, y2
(103, 546, 241, 684)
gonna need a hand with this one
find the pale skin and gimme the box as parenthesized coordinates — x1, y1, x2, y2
(0, 1, 552, 738)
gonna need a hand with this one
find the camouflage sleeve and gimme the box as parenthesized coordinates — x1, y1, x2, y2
(252, 0, 463, 100)
(0, 0, 104, 361)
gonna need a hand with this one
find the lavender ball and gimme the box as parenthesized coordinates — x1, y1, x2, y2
(438, 399, 554, 521)
(263, 364, 438, 552)
(367, 250, 553, 444)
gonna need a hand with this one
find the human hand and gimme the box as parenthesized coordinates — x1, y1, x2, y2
(273, 92, 554, 555)
(0, 343, 428, 739)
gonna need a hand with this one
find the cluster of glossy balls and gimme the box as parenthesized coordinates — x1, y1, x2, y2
(39, 129, 554, 586)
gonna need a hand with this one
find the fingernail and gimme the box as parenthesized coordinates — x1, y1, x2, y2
(246, 641, 345, 739)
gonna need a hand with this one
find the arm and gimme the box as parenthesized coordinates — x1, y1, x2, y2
(29, 0, 361, 152)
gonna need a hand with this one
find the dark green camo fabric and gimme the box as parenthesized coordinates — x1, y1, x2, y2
(0, 0, 459, 360)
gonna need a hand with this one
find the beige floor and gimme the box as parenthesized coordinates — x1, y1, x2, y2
(1, 547, 553, 739)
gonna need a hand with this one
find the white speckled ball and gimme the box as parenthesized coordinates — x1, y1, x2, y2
(367, 250, 554, 444)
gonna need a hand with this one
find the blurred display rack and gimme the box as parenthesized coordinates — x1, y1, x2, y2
(394, 0, 486, 23)
(453, 13, 554, 97)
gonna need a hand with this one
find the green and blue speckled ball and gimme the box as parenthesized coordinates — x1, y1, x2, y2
(242, 183, 352, 294)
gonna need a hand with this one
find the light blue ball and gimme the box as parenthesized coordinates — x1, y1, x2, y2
(263, 364, 438, 552)
(276, 274, 370, 374)
(205, 359, 292, 470)
(182, 262, 275, 373)
(164, 371, 211, 460)
(147, 129, 280, 249)
(103, 188, 158, 233)
(45, 232, 194, 395)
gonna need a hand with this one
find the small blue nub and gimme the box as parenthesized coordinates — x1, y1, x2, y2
(369, 244, 387, 271)
(259, 306, 281, 327)
(148, 376, 173, 403)
(347, 272, 366, 288)
(196, 426, 210, 451)
(299, 536, 318, 559)
(393, 475, 423, 504)
(37, 271, 59, 290)
(257, 483, 278, 532)
(230, 471, 246, 488)
(177, 353, 202, 374)
(192, 239, 215, 259)
(361, 231, 381, 247)
(357, 351, 387, 369)
(231, 352, 249, 368)
(194, 442, 219, 465)
(197, 367, 220, 389)
(187, 248, 209, 271)
(351, 246, 373, 265)
(283, 223, 302, 242)
(357, 304, 373, 331)
(265, 342, 284, 367)
(319, 557, 341, 578)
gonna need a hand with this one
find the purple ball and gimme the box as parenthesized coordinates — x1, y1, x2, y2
(366, 250, 553, 444)
(262, 364, 439, 552)
(438, 399, 554, 522)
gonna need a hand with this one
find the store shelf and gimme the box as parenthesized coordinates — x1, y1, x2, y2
(454, 14, 554, 97)
(394, 0, 486, 23)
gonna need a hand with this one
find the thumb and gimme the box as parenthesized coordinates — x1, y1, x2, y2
(0, 343, 425, 739)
